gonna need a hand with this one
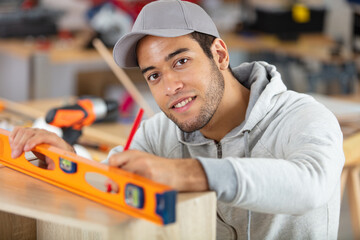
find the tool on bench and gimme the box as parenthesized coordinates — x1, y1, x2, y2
(45, 97, 118, 145)
(0, 118, 177, 225)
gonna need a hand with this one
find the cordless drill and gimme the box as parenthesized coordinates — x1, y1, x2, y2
(45, 97, 118, 145)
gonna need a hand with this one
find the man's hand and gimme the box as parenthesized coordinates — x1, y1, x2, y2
(108, 150, 209, 192)
(9, 127, 75, 169)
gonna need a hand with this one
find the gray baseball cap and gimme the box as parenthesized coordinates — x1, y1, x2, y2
(113, 0, 220, 68)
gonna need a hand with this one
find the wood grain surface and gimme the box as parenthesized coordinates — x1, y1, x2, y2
(0, 167, 216, 239)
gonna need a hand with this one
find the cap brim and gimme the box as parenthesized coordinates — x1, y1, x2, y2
(113, 29, 194, 68)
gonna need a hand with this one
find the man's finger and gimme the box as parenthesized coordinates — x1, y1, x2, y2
(23, 130, 57, 151)
(45, 157, 56, 170)
(9, 128, 73, 159)
(108, 152, 130, 167)
(9, 126, 21, 143)
(10, 128, 36, 158)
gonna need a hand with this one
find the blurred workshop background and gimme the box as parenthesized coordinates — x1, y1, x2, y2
(0, 0, 360, 239)
(0, 0, 358, 103)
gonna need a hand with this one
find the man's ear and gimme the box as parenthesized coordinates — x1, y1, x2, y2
(211, 38, 229, 70)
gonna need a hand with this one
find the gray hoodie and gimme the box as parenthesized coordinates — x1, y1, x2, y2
(107, 61, 344, 240)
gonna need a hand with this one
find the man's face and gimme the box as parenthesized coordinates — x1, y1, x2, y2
(136, 35, 225, 133)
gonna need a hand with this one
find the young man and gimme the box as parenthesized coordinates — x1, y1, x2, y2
(10, 0, 344, 239)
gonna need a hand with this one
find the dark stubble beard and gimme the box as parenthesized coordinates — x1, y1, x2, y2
(164, 59, 225, 133)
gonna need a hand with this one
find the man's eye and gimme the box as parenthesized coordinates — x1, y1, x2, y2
(175, 58, 188, 67)
(148, 73, 159, 82)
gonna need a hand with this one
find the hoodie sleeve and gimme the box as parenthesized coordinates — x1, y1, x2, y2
(198, 99, 345, 215)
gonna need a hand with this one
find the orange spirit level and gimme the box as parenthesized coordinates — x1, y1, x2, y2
(0, 128, 176, 225)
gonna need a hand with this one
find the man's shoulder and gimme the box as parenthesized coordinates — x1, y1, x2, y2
(277, 91, 338, 122)
(278, 90, 320, 108)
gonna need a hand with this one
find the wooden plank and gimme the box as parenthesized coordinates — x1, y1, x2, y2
(0, 210, 36, 240)
(37, 221, 102, 240)
(0, 34, 102, 63)
(343, 132, 360, 167)
(341, 168, 349, 201)
(0, 167, 216, 239)
(106, 192, 216, 240)
(0, 97, 44, 120)
(347, 166, 360, 240)
(0, 167, 136, 231)
(36, 192, 216, 240)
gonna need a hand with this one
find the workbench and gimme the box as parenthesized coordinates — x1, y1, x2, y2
(221, 32, 343, 63)
(0, 166, 215, 240)
(0, 98, 216, 240)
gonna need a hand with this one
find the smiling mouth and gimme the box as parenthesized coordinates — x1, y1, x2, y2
(172, 96, 196, 109)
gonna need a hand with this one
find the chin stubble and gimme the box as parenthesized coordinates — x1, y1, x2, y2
(165, 60, 225, 133)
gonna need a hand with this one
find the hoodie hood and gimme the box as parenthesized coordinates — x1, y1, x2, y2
(177, 61, 287, 144)
(235, 61, 287, 131)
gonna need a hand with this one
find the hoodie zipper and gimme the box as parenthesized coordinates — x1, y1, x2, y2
(216, 141, 222, 158)
(215, 141, 238, 239)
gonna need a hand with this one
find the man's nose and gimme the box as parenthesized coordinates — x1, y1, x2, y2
(163, 73, 184, 95)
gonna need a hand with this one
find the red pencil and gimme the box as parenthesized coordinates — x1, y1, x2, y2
(123, 108, 144, 151)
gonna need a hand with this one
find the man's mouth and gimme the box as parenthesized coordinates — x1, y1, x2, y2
(172, 96, 196, 109)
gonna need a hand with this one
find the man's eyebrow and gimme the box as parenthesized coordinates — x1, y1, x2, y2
(140, 48, 190, 75)
(165, 48, 189, 62)
(141, 66, 156, 75)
